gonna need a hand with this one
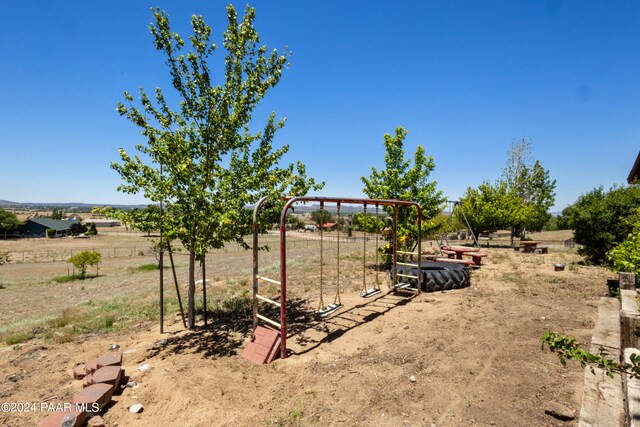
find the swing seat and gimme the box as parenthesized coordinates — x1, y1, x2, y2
(360, 288, 381, 298)
(317, 302, 343, 317)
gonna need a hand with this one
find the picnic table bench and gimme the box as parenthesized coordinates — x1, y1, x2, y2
(441, 246, 487, 266)
(434, 257, 475, 266)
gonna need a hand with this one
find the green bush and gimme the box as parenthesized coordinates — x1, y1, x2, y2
(86, 223, 97, 236)
(68, 250, 102, 279)
(607, 212, 640, 275)
(561, 184, 640, 264)
(46, 228, 56, 238)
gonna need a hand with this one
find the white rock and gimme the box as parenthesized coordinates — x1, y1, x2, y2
(409, 375, 416, 383)
(137, 363, 150, 372)
(129, 403, 144, 413)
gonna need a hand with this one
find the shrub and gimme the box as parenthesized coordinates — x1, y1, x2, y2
(561, 184, 640, 264)
(607, 212, 640, 275)
(86, 223, 97, 236)
(69, 222, 88, 235)
(68, 250, 102, 279)
(46, 228, 56, 238)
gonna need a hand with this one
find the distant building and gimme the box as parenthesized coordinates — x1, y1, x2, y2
(65, 213, 83, 221)
(628, 151, 640, 184)
(21, 218, 79, 237)
(83, 219, 121, 227)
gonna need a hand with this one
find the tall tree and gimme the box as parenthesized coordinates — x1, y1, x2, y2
(112, 6, 321, 328)
(502, 138, 556, 241)
(361, 126, 445, 247)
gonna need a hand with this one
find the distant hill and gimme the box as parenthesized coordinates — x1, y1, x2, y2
(0, 200, 148, 211)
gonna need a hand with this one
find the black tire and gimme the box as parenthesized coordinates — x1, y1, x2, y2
(394, 261, 470, 292)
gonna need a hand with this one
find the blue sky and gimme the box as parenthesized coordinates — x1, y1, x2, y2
(1, 1, 638, 211)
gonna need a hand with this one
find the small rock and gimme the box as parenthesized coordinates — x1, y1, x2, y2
(87, 416, 106, 427)
(544, 401, 575, 421)
(409, 375, 416, 383)
(137, 363, 150, 372)
(126, 381, 139, 388)
(403, 325, 410, 330)
(129, 403, 144, 413)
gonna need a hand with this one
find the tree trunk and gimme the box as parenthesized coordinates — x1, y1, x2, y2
(510, 227, 515, 247)
(187, 249, 196, 328)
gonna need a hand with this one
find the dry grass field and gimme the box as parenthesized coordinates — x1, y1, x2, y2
(0, 229, 614, 426)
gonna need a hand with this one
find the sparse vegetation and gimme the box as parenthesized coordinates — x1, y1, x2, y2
(67, 250, 102, 279)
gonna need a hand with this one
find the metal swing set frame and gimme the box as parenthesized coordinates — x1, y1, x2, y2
(251, 196, 422, 360)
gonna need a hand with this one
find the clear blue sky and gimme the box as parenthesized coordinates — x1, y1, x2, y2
(1, 1, 638, 211)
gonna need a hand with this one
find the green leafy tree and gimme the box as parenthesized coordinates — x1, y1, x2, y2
(311, 209, 334, 226)
(502, 138, 556, 241)
(68, 250, 102, 279)
(50, 208, 64, 220)
(607, 210, 640, 275)
(112, 6, 321, 328)
(361, 126, 445, 249)
(0, 208, 22, 233)
(458, 181, 528, 240)
(562, 184, 640, 264)
(130, 205, 162, 236)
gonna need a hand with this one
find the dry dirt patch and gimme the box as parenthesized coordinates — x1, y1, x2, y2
(0, 239, 613, 426)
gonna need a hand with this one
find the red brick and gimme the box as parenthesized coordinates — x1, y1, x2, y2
(84, 358, 99, 375)
(241, 326, 280, 365)
(73, 383, 113, 410)
(91, 366, 122, 388)
(97, 352, 122, 368)
(73, 364, 87, 380)
(38, 408, 86, 427)
(82, 374, 94, 388)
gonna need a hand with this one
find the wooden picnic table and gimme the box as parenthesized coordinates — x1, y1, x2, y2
(519, 241, 540, 253)
(441, 245, 479, 260)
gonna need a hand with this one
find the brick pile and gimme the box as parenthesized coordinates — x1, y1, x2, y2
(39, 352, 124, 427)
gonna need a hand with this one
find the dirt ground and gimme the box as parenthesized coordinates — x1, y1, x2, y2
(0, 231, 614, 426)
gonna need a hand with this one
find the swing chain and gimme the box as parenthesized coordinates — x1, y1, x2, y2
(375, 204, 380, 289)
(335, 203, 341, 305)
(362, 203, 367, 292)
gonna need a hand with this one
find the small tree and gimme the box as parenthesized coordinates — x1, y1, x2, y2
(50, 208, 64, 220)
(112, 6, 321, 328)
(311, 209, 334, 226)
(0, 251, 10, 266)
(130, 205, 161, 236)
(46, 228, 56, 238)
(361, 126, 445, 248)
(502, 138, 556, 242)
(0, 208, 21, 234)
(86, 223, 97, 236)
(68, 250, 102, 279)
(69, 222, 88, 236)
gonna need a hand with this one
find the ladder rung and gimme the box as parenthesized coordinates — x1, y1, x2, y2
(397, 273, 419, 279)
(256, 313, 281, 329)
(396, 251, 418, 255)
(256, 294, 281, 308)
(397, 262, 417, 267)
(256, 275, 281, 285)
(394, 283, 417, 290)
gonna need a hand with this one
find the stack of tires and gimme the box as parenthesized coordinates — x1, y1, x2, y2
(394, 261, 470, 292)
